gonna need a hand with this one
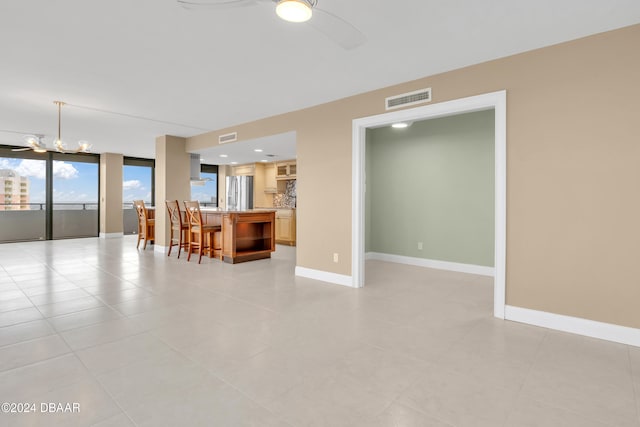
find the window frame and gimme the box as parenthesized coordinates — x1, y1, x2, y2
(194, 163, 218, 207)
(123, 156, 155, 207)
(0, 144, 100, 241)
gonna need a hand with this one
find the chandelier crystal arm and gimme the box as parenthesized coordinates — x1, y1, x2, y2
(52, 100, 90, 153)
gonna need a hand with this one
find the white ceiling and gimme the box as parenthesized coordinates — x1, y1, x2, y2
(195, 131, 297, 165)
(1, 0, 639, 160)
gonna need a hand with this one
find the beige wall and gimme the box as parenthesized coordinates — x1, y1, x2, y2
(155, 135, 191, 249)
(186, 24, 640, 329)
(99, 153, 123, 235)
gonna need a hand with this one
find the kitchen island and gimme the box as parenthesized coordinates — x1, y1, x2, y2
(201, 208, 275, 264)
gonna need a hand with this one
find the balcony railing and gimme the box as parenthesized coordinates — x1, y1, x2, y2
(1, 202, 98, 211)
(0, 203, 99, 243)
(0, 202, 219, 242)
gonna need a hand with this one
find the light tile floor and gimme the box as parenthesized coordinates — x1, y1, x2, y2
(0, 236, 639, 426)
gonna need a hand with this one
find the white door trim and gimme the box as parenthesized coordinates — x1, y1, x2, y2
(351, 90, 507, 319)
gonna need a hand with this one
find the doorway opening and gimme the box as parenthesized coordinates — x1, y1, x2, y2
(352, 91, 506, 318)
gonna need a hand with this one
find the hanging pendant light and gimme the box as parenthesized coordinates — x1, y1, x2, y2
(53, 101, 65, 152)
(52, 101, 91, 153)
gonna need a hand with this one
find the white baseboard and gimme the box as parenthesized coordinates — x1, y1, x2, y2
(295, 266, 354, 288)
(366, 252, 494, 277)
(99, 232, 123, 239)
(505, 305, 640, 347)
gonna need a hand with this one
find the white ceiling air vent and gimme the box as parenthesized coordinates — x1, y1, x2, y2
(219, 132, 237, 144)
(385, 88, 432, 110)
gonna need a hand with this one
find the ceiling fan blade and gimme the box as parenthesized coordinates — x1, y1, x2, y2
(177, 0, 258, 9)
(11, 147, 32, 152)
(309, 7, 366, 50)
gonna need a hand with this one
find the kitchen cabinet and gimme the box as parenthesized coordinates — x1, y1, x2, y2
(275, 208, 296, 246)
(276, 161, 296, 179)
(264, 163, 277, 193)
(232, 164, 254, 176)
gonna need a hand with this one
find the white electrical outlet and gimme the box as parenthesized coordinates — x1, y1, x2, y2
(333, 253, 339, 263)
(418, 242, 423, 250)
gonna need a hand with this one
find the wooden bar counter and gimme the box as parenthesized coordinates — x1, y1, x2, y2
(201, 208, 276, 264)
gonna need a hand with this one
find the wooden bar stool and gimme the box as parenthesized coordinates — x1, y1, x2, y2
(133, 200, 154, 250)
(183, 201, 221, 264)
(165, 200, 189, 258)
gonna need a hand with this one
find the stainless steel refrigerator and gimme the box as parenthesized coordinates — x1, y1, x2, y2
(225, 176, 253, 210)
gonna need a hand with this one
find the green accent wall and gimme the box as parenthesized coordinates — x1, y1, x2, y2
(366, 109, 495, 267)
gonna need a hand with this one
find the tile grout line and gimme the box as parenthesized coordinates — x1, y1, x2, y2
(7, 235, 637, 426)
(143, 330, 295, 426)
(53, 323, 142, 427)
(365, 353, 452, 424)
(1, 243, 150, 425)
(0, 308, 137, 425)
(627, 346, 640, 425)
(498, 326, 549, 427)
(510, 331, 633, 427)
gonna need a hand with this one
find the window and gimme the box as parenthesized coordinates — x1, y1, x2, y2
(52, 155, 99, 239)
(0, 146, 99, 242)
(123, 157, 154, 206)
(0, 150, 46, 241)
(123, 157, 154, 235)
(191, 164, 218, 207)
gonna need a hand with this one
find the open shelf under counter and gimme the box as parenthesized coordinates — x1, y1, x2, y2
(201, 209, 276, 264)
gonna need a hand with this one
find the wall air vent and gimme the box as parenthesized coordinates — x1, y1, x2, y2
(385, 88, 432, 110)
(219, 132, 237, 144)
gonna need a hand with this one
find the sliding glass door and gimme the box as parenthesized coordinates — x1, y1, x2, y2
(52, 155, 99, 239)
(122, 157, 154, 235)
(0, 152, 46, 242)
(0, 146, 99, 243)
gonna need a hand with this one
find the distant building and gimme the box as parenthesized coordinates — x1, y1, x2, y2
(0, 169, 30, 210)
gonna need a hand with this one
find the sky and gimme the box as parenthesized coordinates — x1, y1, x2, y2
(190, 172, 218, 205)
(123, 168, 218, 205)
(0, 157, 97, 204)
(1, 157, 217, 206)
(123, 165, 152, 203)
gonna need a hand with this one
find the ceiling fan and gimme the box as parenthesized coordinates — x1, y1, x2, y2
(177, 0, 366, 50)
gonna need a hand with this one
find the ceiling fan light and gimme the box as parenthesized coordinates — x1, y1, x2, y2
(33, 146, 47, 153)
(276, 0, 312, 23)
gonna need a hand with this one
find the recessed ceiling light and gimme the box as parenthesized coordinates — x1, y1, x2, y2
(254, 149, 263, 152)
(260, 160, 268, 162)
(219, 154, 228, 158)
(231, 161, 238, 165)
(391, 122, 409, 129)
